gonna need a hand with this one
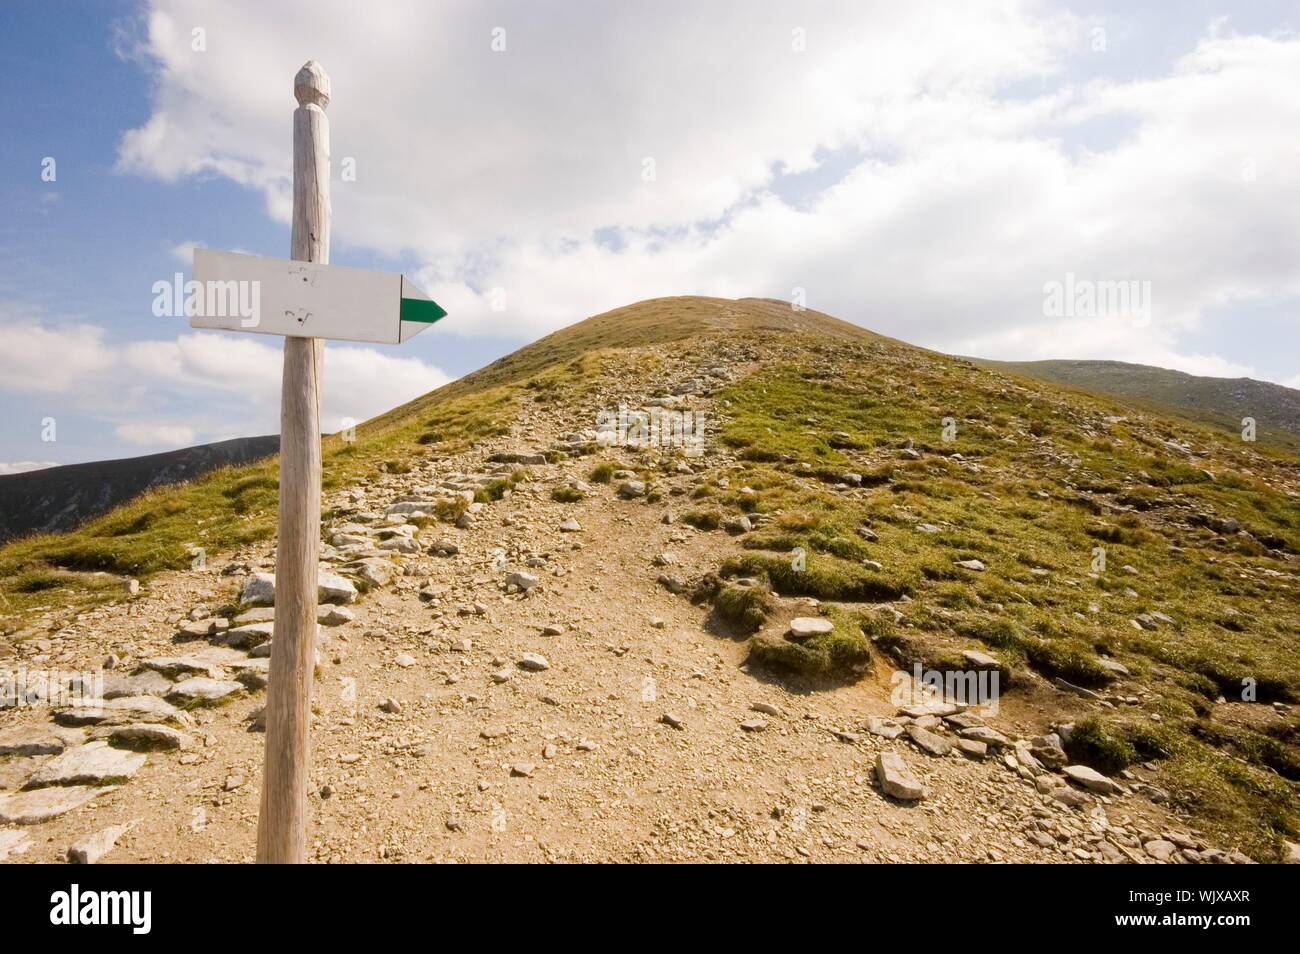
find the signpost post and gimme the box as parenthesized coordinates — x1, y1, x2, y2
(187, 62, 445, 863)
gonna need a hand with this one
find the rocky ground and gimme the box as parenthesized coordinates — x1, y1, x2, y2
(0, 340, 1279, 864)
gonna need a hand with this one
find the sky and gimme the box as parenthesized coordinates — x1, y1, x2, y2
(1, 0, 1299, 472)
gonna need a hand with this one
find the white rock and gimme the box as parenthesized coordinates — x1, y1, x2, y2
(0, 725, 66, 756)
(165, 678, 244, 706)
(962, 650, 999, 669)
(318, 572, 359, 604)
(26, 741, 146, 787)
(787, 617, 834, 640)
(876, 751, 925, 801)
(54, 696, 183, 727)
(0, 786, 106, 825)
(1063, 764, 1121, 794)
(68, 821, 135, 864)
(101, 724, 191, 751)
(222, 622, 274, 649)
(518, 653, 550, 672)
(239, 572, 277, 607)
(617, 480, 646, 499)
(376, 536, 418, 554)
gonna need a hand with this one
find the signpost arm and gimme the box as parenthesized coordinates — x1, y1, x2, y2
(257, 60, 331, 864)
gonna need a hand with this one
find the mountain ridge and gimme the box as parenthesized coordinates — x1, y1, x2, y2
(0, 434, 281, 545)
(2, 296, 1296, 861)
(974, 357, 1300, 448)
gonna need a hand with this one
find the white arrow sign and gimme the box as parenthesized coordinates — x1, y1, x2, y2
(190, 248, 446, 344)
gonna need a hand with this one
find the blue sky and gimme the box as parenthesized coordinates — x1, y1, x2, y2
(0, 1, 523, 468)
(2, 0, 1298, 471)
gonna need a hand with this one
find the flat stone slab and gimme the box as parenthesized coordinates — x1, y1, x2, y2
(166, 677, 244, 707)
(866, 716, 905, 739)
(93, 724, 191, 751)
(898, 701, 959, 718)
(232, 606, 276, 625)
(190, 646, 260, 667)
(1144, 839, 1178, 862)
(176, 619, 217, 639)
(25, 741, 145, 788)
(0, 724, 67, 756)
(944, 711, 986, 731)
(1063, 764, 1121, 795)
(957, 738, 989, 759)
(101, 670, 173, 700)
(139, 655, 227, 679)
(907, 724, 953, 757)
(518, 653, 550, 672)
(1098, 657, 1130, 677)
(54, 696, 184, 727)
(876, 751, 925, 801)
(222, 622, 274, 649)
(319, 571, 359, 604)
(319, 605, 354, 626)
(962, 650, 999, 669)
(0, 755, 46, 791)
(0, 785, 107, 824)
(68, 822, 134, 864)
(341, 558, 396, 589)
(787, 617, 834, 640)
(959, 725, 1010, 748)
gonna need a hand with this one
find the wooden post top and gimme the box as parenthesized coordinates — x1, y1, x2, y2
(294, 60, 331, 109)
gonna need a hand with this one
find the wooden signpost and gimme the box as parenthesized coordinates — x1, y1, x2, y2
(191, 250, 446, 344)
(187, 62, 446, 863)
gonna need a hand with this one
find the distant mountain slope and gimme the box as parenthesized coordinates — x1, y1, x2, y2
(0, 435, 279, 543)
(974, 358, 1300, 446)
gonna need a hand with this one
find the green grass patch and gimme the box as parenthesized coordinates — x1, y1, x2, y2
(748, 608, 878, 678)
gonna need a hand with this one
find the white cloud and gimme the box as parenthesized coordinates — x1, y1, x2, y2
(171, 240, 201, 263)
(0, 461, 59, 476)
(108, 2, 1300, 386)
(0, 306, 452, 449)
(0, 316, 115, 393)
(115, 423, 196, 448)
(118, 1, 1075, 251)
(321, 345, 451, 430)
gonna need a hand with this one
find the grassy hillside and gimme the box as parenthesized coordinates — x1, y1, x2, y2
(0, 297, 859, 621)
(0, 434, 281, 544)
(684, 335, 1299, 853)
(976, 358, 1300, 451)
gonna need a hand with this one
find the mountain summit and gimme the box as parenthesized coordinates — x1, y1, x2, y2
(1, 296, 1297, 862)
